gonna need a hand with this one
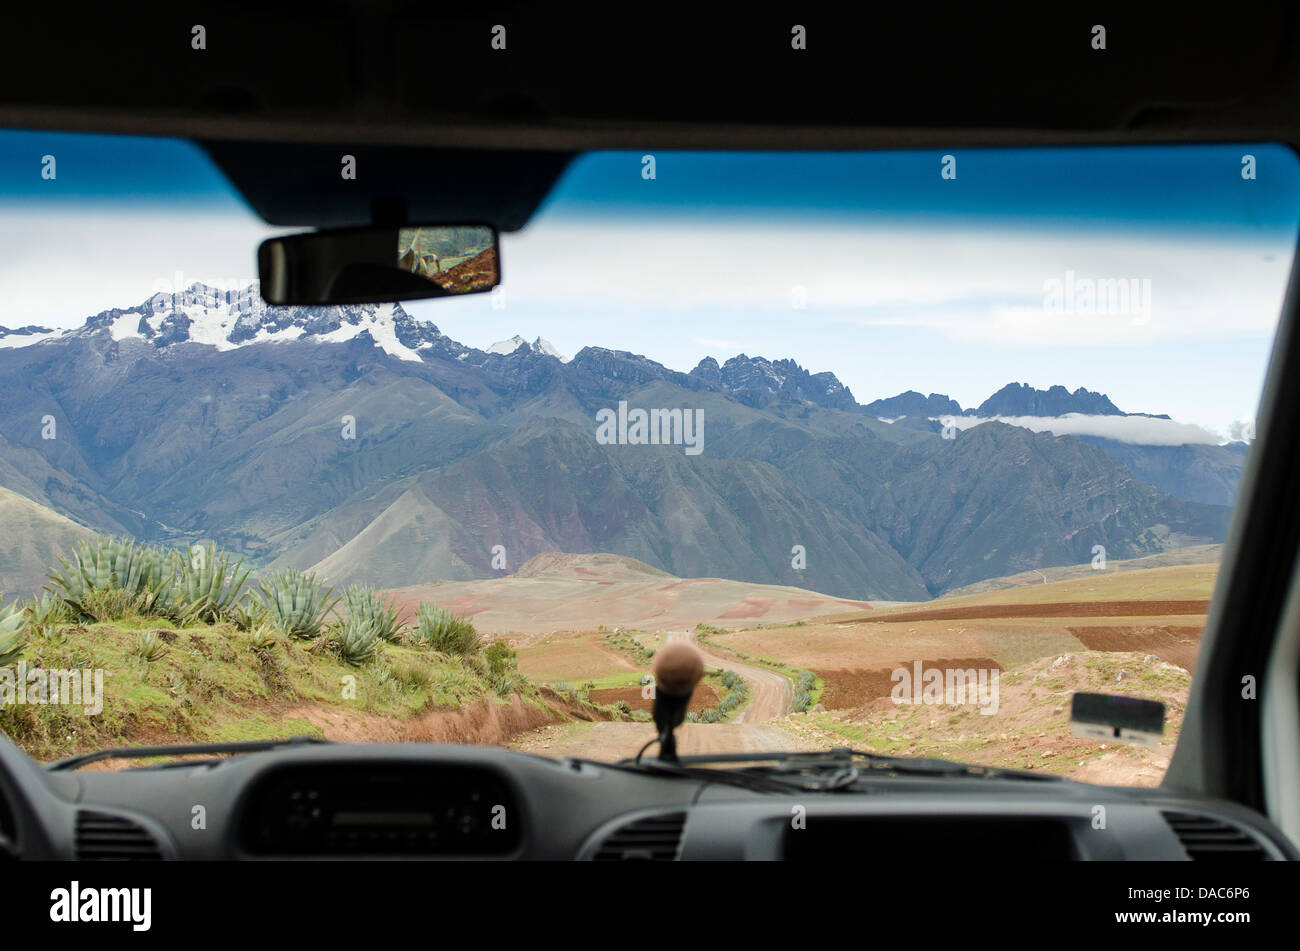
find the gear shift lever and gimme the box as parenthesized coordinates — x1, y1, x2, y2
(651, 641, 704, 763)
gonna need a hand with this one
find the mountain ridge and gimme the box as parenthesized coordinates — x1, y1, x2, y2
(1, 283, 1157, 421)
(0, 284, 1242, 601)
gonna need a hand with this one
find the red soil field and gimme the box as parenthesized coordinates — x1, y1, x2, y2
(844, 599, 1210, 624)
(1067, 625, 1204, 673)
(814, 657, 1004, 710)
(587, 683, 720, 714)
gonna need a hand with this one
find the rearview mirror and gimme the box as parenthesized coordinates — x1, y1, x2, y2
(1070, 692, 1165, 747)
(258, 224, 499, 305)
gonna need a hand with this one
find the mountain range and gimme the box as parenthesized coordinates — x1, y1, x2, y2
(0, 283, 1243, 601)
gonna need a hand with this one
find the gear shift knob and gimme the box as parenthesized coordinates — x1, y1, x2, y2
(651, 641, 704, 762)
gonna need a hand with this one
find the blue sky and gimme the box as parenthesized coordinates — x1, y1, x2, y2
(0, 131, 1296, 438)
(532, 147, 1300, 238)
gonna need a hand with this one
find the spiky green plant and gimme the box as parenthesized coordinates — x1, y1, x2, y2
(247, 623, 277, 650)
(231, 598, 266, 632)
(46, 538, 172, 620)
(132, 630, 169, 663)
(24, 592, 70, 637)
(490, 670, 524, 697)
(334, 612, 380, 666)
(258, 570, 338, 640)
(0, 599, 26, 665)
(340, 585, 404, 643)
(414, 602, 480, 656)
(165, 543, 250, 624)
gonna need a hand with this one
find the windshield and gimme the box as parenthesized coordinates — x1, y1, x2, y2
(1, 132, 1297, 785)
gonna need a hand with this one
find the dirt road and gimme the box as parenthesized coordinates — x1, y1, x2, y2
(680, 630, 792, 724)
(512, 628, 815, 760)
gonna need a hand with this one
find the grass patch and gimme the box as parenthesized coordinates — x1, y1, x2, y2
(601, 628, 656, 665)
(0, 614, 544, 762)
(686, 668, 751, 724)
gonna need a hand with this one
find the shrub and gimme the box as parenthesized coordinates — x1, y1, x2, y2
(490, 671, 524, 697)
(414, 603, 480, 656)
(436, 660, 477, 696)
(258, 569, 338, 639)
(391, 657, 435, 690)
(611, 699, 632, 715)
(483, 640, 517, 678)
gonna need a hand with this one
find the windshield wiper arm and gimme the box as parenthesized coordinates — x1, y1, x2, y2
(627, 747, 1065, 782)
(46, 735, 331, 771)
(569, 756, 836, 794)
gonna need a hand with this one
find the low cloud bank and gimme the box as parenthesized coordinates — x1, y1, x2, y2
(932, 413, 1230, 446)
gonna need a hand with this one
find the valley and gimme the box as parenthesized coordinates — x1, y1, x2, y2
(0, 283, 1244, 605)
(0, 285, 1238, 782)
(502, 553, 1212, 785)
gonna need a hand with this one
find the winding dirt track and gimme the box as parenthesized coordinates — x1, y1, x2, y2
(514, 629, 817, 760)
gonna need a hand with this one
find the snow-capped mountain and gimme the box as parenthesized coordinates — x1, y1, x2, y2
(487, 334, 568, 361)
(0, 283, 584, 368)
(0, 283, 491, 364)
(0, 283, 1246, 600)
(0, 325, 59, 348)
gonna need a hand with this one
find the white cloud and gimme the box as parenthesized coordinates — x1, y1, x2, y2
(482, 219, 1291, 350)
(0, 204, 1284, 443)
(692, 337, 741, 350)
(0, 206, 284, 329)
(942, 413, 1225, 446)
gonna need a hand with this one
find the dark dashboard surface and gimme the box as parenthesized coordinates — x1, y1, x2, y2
(1, 737, 1294, 861)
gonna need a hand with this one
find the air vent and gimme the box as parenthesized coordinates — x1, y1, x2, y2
(593, 812, 686, 861)
(75, 810, 162, 860)
(1161, 811, 1270, 861)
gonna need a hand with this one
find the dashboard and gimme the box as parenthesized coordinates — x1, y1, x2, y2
(0, 736, 1295, 861)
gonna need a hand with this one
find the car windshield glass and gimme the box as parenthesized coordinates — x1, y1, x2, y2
(1, 132, 1297, 785)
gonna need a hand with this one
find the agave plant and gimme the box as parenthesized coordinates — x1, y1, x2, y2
(247, 623, 277, 651)
(0, 599, 26, 665)
(132, 630, 169, 663)
(164, 543, 250, 624)
(47, 538, 172, 620)
(334, 612, 380, 666)
(24, 592, 70, 637)
(231, 597, 267, 633)
(414, 602, 480, 656)
(258, 570, 338, 640)
(340, 585, 405, 643)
